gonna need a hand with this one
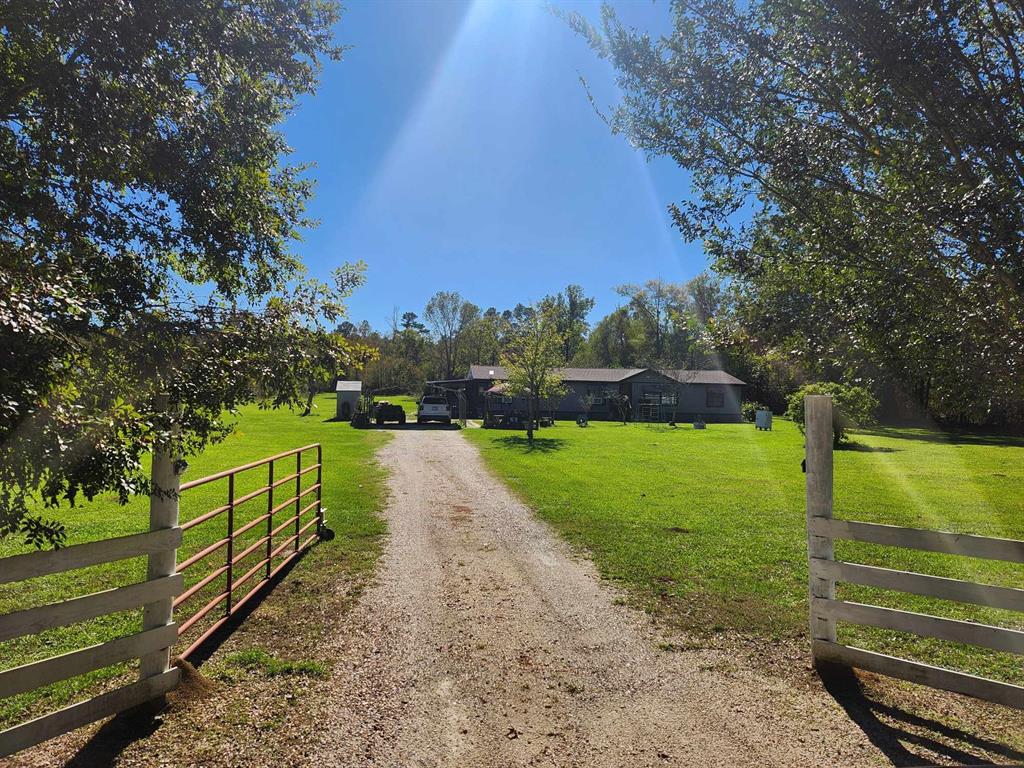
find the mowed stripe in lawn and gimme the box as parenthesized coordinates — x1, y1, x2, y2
(464, 419, 1024, 683)
(0, 394, 388, 727)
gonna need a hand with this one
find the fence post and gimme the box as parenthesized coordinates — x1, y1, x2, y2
(806, 394, 836, 665)
(139, 396, 181, 690)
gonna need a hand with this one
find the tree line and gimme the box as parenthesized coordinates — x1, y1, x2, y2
(345, 257, 1024, 427)
(337, 275, 729, 395)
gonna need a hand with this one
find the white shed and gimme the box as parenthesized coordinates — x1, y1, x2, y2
(335, 380, 362, 421)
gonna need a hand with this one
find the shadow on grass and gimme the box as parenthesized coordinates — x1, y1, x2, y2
(643, 423, 684, 433)
(62, 551, 311, 767)
(858, 427, 1024, 448)
(492, 435, 568, 453)
(821, 665, 1024, 766)
(177, 550, 307, 668)
(364, 422, 461, 431)
(838, 441, 900, 453)
(323, 418, 460, 431)
(62, 708, 163, 767)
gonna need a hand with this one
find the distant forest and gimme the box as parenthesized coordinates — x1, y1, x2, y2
(337, 273, 1019, 428)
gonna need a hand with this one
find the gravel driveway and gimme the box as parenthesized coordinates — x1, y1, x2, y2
(315, 428, 881, 767)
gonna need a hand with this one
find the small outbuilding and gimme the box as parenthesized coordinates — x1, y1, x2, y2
(335, 380, 362, 421)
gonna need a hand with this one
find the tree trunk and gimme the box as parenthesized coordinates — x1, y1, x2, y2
(526, 395, 535, 444)
(301, 383, 315, 417)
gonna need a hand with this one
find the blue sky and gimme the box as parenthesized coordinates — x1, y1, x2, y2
(284, 0, 703, 329)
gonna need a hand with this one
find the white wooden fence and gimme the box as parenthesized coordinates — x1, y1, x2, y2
(805, 395, 1024, 709)
(0, 440, 183, 757)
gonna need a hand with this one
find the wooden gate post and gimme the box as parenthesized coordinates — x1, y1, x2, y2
(139, 396, 181, 687)
(806, 394, 837, 664)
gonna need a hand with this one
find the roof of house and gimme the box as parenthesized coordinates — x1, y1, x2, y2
(463, 365, 745, 386)
(335, 380, 362, 392)
(661, 369, 747, 386)
(468, 365, 646, 383)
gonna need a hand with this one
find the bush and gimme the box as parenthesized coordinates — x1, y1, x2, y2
(741, 401, 769, 422)
(786, 382, 878, 446)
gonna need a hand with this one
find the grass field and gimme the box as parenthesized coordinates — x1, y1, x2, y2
(376, 394, 418, 414)
(464, 418, 1024, 683)
(0, 394, 389, 727)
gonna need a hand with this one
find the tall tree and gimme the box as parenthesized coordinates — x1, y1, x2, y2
(424, 291, 479, 379)
(457, 311, 508, 372)
(685, 272, 723, 327)
(400, 311, 428, 335)
(581, 306, 642, 368)
(615, 280, 692, 366)
(1, 1, 348, 545)
(501, 306, 566, 444)
(571, 0, 1024, 423)
(301, 328, 379, 417)
(542, 284, 596, 363)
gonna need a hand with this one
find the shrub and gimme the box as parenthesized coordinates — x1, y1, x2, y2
(786, 383, 878, 446)
(741, 401, 769, 422)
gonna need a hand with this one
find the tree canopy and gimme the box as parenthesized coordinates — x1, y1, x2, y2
(500, 306, 567, 443)
(570, 0, 1024, 423)
(1, 1, 355, 545)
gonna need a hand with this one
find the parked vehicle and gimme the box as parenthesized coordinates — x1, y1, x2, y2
(373, 400, 406, 426)
(417, 395, 452, 424)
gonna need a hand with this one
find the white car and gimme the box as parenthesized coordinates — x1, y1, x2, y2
(417, 395, 452, 424)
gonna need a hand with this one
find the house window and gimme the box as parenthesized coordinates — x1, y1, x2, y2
(661, 392, 678, 406)
(706, 388, 725, 408)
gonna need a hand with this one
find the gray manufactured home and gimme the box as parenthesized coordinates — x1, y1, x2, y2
(427, 366, 744, 422)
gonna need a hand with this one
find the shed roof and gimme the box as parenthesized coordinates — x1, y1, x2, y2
(335, 380, 362, 392)
(463, 365, 744, 386)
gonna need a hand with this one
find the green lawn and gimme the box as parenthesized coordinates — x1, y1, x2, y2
(0, 394, 389, 726)
(376, 394, 418, 414)
(465, 419, 1024, 683)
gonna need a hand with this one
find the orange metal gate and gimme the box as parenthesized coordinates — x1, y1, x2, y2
(173, 444, 324, 659)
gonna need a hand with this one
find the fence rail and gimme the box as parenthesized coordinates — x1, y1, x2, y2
(0, 440, 326, 758)
(811, 558, 1024, 612)
(804, 394, 1024, 710)
(0, 669, 181, 758)
(0, 528, 183, 585)
(0, 575, 183, 643)
(0, 520, 183, 757)
(812, 639, 1023, 709)
(808, 517, 1024, 563)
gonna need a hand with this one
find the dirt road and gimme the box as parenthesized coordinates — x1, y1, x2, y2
(315, 428, 882, 767)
